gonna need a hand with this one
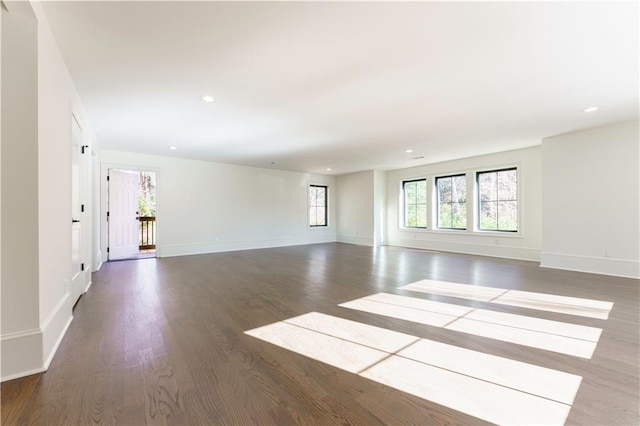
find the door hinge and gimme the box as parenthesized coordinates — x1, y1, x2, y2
(81, 263, 85, 271)
(106, 211, 109, 221)
(81, 204, 85, 213)
(107, 176, 110, 181)
(107, 247, 110, 253)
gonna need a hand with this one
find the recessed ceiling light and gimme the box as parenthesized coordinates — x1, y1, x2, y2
(200, 95, 214, 103)
(169, 146, 177, 150)
(326, 168, 332, 172)
(582, 106, 598, 113)
(405, 149, 414, 153)
(412, 156, 425, 160)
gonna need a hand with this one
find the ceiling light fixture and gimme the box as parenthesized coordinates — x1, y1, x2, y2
(326, 168, 332, 172)
(169, 146, 177, 150)
(200, 95, 214, 103)
(405, 149, 414, 153)
(582, 106, 598, 113)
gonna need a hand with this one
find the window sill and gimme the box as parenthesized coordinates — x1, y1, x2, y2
(398, 228, 522, 238)
(308, 225, 333, 231)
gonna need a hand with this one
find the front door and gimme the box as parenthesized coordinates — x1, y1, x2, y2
(108, 169, 139, 260)
(71, 118, 84, 305)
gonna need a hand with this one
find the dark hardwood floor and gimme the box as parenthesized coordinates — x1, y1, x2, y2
(2, 243, 638, 425)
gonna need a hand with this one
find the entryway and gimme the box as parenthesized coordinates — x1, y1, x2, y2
(107, 169, 157, 261)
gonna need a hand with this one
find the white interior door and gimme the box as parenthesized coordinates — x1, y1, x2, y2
(71, 118, 83, 305)
(108, 170, 139, 260)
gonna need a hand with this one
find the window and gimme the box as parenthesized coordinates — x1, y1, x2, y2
(309, 185, 328, 227)
(403, 179, 427, 228)
(477, 168, 518, 232)
(436, 174, 467, 229)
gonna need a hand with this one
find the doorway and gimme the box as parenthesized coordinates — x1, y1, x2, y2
(71, 115, 87, 305)
(107, 169, 157, 261)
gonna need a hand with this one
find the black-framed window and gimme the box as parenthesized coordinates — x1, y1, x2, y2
(436, 174, 467, 230)
(477, 168, 518, 232)
(403, 178, 427, 228)
(309, 185, 328, 227)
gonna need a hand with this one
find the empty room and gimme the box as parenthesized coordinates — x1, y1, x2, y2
(1, 1, 638, 425)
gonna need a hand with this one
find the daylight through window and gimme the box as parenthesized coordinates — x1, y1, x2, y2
(309, 185, 328, 227)
(477, 168, 518, 232)
(436, 175, 467, 230)
(403, 179, 427, 228)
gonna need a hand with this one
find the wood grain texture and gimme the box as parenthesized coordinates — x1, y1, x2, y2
(2, 243, 638, 425)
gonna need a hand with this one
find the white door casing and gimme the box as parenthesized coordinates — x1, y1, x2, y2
(71, 117, 83, 305)
(108, 170, 139, 260)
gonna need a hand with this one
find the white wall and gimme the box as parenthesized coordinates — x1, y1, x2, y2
(373, 170, 387, 246)
(386, 146, 543, 261)
(1, 1, 42, 379)
(541, 121, 639, 278)
(1, 1, 97, 381)
(92, 152, 102, 271)
(335, 169, 386, 247)
(100, 150, 336, 259)
(0, 0, 3, 379)
(35, 1, 96, 367)
(336, 171, 375, 246)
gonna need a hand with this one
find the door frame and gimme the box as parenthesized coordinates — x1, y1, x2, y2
(71, 114, 86, 304)
(100, 162, 161, 265)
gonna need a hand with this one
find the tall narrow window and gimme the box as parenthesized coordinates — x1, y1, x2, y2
(309, 185, 328, 227)
(477, 168, 518, 232)
(403, 179, 427, 228)
(436, 174, 467, 229)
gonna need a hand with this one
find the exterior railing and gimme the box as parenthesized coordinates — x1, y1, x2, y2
(139, 216, 156, 250)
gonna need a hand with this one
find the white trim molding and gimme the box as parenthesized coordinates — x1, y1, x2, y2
(2, 295, 73, 382)
(162, 235, 337, 258)
(392, 238, 541, 262)
(541, 252, 640, 279)
(1, 329, 44, 382)
(94, 249, 103, 271)
(40, 293, 73, 373)
(43, 317, 73, 371)
(337, 234, 375, 246)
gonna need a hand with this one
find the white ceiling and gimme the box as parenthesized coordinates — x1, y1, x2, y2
(40, 1, 638, 175)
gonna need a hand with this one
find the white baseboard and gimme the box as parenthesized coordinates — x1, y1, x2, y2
(540, 252, 640, 279)
(161, 234, 337, 257)
(389, 238, 541, 262)
(337, 234, 374, 246)
(2, 294, 73, 382)
(1, 366, 46, 383)
(43, 316, 73, 370)
(94, 249, 103, 271)
(1, 328, 43, 382)
(41, 293, 73, 372)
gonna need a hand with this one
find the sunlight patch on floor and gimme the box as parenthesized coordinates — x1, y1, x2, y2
(246, 320, 388, 373)
(283, 311, 419, 353)
(401, 279, 506, 301)
(362, 355, 571, 425)
(401, 279, 614, 319)
(245, 312, 581, 425)
(339, 293, 601, 358)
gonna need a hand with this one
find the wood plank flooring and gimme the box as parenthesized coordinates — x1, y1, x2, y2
(2, 243, 638, 425)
